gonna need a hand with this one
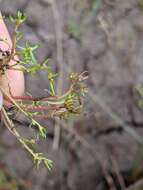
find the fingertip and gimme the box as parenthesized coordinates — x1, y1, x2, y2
(0, 11, 12, 50)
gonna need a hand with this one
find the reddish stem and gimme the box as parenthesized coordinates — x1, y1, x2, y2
(12, 95, 59, 102)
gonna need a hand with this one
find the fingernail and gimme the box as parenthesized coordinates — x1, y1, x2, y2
(0, 90, 3, 110)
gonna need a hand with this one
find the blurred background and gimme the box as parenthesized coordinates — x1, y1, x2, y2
(1, 0, 143, 189)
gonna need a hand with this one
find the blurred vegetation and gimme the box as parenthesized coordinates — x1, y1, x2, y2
(67, 20, 81, 41)
(91, 0, 102, 15)
(138, 0, 143, 9)
(0, 168, 29, 190)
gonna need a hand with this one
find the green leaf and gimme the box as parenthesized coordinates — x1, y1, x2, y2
(47, 71, 58, 96)
(16, 11, 27, 24)
(15, 31, 23, 41)
(42, 58, 49, 65)
(44, 159, 53, 170)
(39, 126, 47, 138)
(18, 42, 40, 65)
(9, 15, 15, 23)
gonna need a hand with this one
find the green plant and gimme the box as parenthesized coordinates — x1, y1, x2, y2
(91, 0, 102, 16)
(67, 19, 81, 41)
(0, 11, 88, 169)
(138, 0, 143, 9)
(135, 85, 143, 107)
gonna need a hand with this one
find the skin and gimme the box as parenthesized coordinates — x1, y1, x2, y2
(0, 12, 25, 106)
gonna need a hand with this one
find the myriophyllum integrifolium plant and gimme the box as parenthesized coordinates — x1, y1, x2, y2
(0, 11, 88, 169)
